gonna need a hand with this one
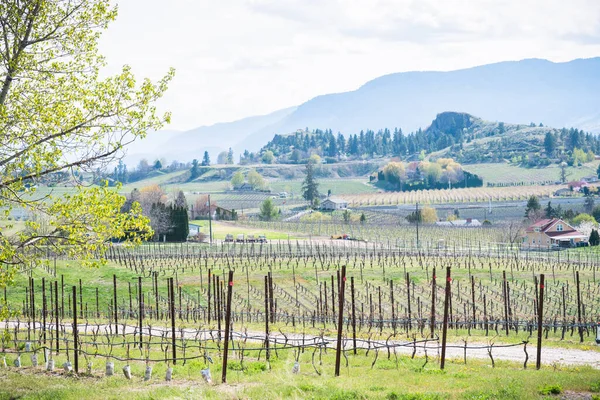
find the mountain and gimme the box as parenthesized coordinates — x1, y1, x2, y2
(125, 58, 600, 164)
(123, 107, 296, 165)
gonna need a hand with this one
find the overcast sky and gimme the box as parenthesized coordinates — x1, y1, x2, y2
(98, 0, 600, 131)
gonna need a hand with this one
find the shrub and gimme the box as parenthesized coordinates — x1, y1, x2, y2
(538, 384, 562, 395)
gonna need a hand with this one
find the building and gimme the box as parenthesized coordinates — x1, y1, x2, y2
(188, 223, 201, 237)
(320, 197, 348, 211)
(435, 218, 482, 227)
(523, 218, 588, 248)
(215, 206, 237, 221)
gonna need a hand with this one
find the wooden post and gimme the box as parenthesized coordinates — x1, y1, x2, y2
(351, 276, 357, 355)
(169, 278, 177, 365)
(113, 275, 118, 334)
(221, 270, 234, 383)
(138, 276, 143, 347)
(502, 271, 509, 336)
(576, 271, 583, 343)
(72, 286, 79, 374)
(207, 269, 212, 323)
(42, 278, 47, 344)
(536, 274, 544, 370)
(431, 267, 436, 337)
(54, 280, 59, 353)
(334, 266, 346, 377)
(264, 276, 270, 363)
(440, 267, 451, 370)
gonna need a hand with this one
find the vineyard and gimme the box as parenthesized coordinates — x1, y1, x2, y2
(2, 241, 600, 398)
(338, 185, 567, 207)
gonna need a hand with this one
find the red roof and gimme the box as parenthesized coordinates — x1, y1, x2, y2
(526, 218, 585, 238)
(526, 219, 556, 232)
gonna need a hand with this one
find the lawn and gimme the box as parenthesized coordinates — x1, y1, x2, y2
(190, 220, 307, 240)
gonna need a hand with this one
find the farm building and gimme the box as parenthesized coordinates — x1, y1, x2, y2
(320, 197, 348, 211)
(188, 223, 201, 237)
(435, 218, 482, 227)
(522, 218, 588, 248)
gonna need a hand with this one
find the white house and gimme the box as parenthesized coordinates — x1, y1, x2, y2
(320, 198, 348, 211)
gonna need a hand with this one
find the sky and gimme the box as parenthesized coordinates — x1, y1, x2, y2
(98, 0, 600, 131)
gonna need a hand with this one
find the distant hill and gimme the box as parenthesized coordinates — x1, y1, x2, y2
(125, 58, 600, 164)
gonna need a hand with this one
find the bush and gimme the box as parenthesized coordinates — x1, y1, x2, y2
(538, 384, 562, 395)
(591, 381, 600, 392)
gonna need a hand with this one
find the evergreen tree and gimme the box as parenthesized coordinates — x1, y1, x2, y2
(227, 148, 234, 164)
(544, 201, 555, 218)
(584, 196, 595, 214)
(360, 213, 366, 224)
(202, 151, 211, 166)
(259, 198, 278, 221)
(525, 195, 541, 219)
(544, 132, 556, 156)
(190, 159, 200, 180)
(597, 163, 600, 179)
(589, 229, 600, 246)
(302, 162, 320, 207)
(153, 159, 162, 170)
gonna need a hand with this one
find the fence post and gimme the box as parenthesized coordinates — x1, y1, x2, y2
(42, 278, 47, 344)
(222, 270, 234, 383)
(335, 266, 346, 377)
(54, 280, 59, 353)
(72, 285, 78, 374)
(264, 276, 270, 363)
(536, 274, 544, 370)
(440, 267, 451, 370)
(576, 271, 583, 343)
(113, 275, 118, 335)
(169, 277, 177, 365)
(351, 276, 357, 355)
(430, 267, 437, 337)
(138, 276, 143, 347)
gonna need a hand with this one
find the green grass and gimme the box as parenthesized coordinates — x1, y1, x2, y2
(269, 179, 378, 196)
(468, 161, 599, 185)
(189, 220, 306, 240)
(0, 349, 598, 399)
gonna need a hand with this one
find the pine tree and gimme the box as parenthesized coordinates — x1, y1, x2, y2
(227, 148, 234, 164)
(525, 195, 541, 219)
(302, 162, 319, 207)
(259, 198, 278, 221)
(190, 159, 200, 180)
(589, 229, 599, 246)
(202, 151, 210, 166)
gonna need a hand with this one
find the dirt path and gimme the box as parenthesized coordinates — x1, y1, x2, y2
(6, 321, 599, 369)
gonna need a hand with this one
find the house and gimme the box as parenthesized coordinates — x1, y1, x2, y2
(320, 197, 348, 211)
(523, 218, 588, 248)
(568, 180, 589, 192)
(188, 223, 201, 237)
(582, 175, 599, 183)
(215, 206, 237, 221)
(435, 218, 482, 227)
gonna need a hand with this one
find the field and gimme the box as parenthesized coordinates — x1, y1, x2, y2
(2, 237, 600, 399)
(468, 161, 600, 185)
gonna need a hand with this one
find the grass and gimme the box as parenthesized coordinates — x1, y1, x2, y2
(468, 161, 600, 185)
(269, 178, 378, 196)
(0, 349, 599, 399)
(189, 220, 307, 240)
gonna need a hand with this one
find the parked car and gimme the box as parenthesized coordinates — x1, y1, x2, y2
(236, 234, 245, 243)
(224, 234, 234, 242)
(258, 235, 268, 243)
(246, 234, 255, 243)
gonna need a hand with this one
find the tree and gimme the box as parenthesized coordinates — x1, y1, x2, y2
(259, 198, 278, 221)
(525, 195, 541, 219)
(227, 148, 234, 164)
(262, 150, 275, 164)
(584, 196, 595, 214)
(139, 184, 167, 214)
(0, 0, 173, 311)
(153, 159, 162, 170)
(189, 159, 200, 180)
(597, 163, 600, 179)
(420, 207, 438, 223)
(202, 151, 210, 166)
(360, 212, 366, 224)
(544, 201, 555, 218)
(544, 132, 556, 157)
(174, 190, 187, 209)
(217, 151, 228, 165)
(383, 162, 406, 189)
(572, 213, 596, 225)
(247, 169, 265, 190)
(559, 162, 569, 184)
(342, 209, 351, 224)
(231, 171, 244, 188)
(302, 162, 320, 207)
(592, 206, 600, 224)
(589, 229, 600, 246)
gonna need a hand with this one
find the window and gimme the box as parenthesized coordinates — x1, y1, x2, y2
(557, 224, 563, 232)
(532, 239, 535, 244)
(534, 228, 540, 232)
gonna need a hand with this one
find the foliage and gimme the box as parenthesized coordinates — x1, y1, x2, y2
(572, 213, 596, 225)
(342, 209, 351, 223)
(202, 151, 210, 167)
(247, 169, 266, 190)
(590, 229, 600, 246)
(259, 198, 278, 221)
(217, 151, 228, 165)
(302, 162, 320, 207)
(406, 206, 437, 224)
(538, 384, 562, 395)
(360, 212, 366, 224)
(300, 211, 331, 222)
(592, 206, 600, 225)
(231, 171, 245, 188)
(261, 150, 275, 164)
(525, 195, 541, 220)
(189, 159, 200, 180)
(0, 0, 172, 317)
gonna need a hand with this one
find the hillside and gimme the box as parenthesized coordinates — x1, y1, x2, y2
(123, 58, 600, 164)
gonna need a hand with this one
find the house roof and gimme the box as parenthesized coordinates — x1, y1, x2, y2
(436, 219, 482, 227)
(323, 197, 347, 204)
(526, 218, 584, 237)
